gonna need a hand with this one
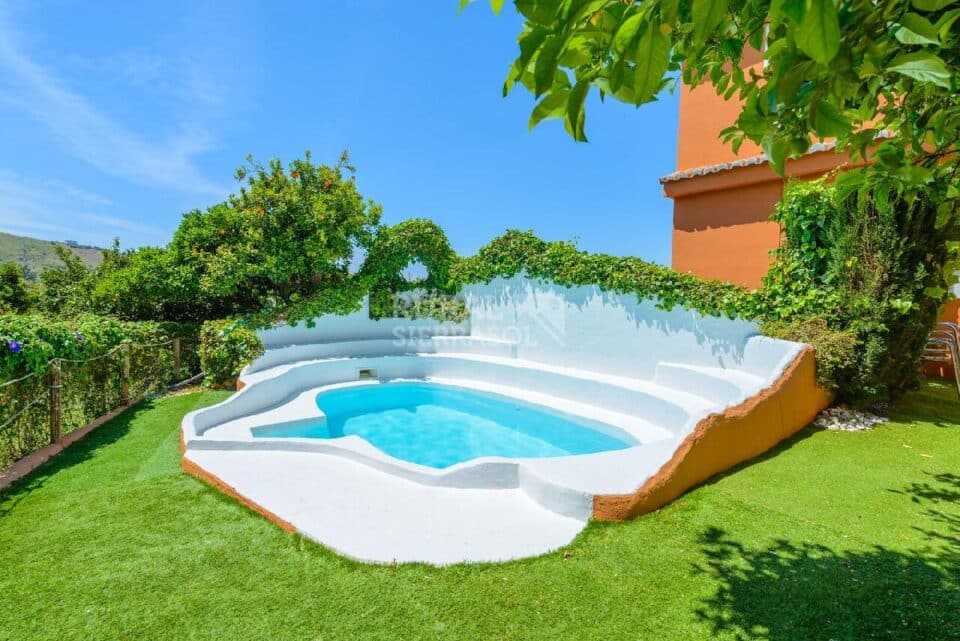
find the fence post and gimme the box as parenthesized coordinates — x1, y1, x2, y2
(120, 343, 131, 405)
(49, 358, 62, 444)
(172, 338, 181, 382)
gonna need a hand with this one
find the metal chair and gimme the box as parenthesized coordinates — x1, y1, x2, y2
(923, 322, 960, 397)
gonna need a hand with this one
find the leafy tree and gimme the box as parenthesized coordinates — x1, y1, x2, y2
(90, 246, 209, 321)
(85, 152, 382, 326)
(470, 0, 956, 170)
(32, 246, 94, 316)
(0, 262, 30, 313)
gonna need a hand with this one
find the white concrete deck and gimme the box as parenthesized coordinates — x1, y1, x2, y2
(186, 448, 587, 565)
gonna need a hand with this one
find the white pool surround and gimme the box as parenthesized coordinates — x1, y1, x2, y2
(182, 277, 814, 565)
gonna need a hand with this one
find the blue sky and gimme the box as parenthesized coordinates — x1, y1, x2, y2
(0, 1, 679, 265)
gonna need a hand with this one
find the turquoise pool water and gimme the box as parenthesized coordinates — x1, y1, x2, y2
(253, 382, 632, 468)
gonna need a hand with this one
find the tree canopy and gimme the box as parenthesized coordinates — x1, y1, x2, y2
(468, 0, 957, 173)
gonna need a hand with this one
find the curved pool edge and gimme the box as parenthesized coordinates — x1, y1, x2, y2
(181, 346, 826, 532)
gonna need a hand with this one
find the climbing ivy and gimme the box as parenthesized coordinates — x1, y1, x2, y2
(359, 219, 460, 319)
(452, 229, 759, 318)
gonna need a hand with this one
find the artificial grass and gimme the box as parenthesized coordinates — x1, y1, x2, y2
(1, 383, 958, 641)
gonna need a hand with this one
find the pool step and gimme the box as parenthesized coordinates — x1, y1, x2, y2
(654, 362, 765, 405)
(235, 353, 722, 436)
(242, 336, 518, 385)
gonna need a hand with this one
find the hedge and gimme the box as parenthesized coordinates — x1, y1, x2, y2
(0, 314, 200, 468)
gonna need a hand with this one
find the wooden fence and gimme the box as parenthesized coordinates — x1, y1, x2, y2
(0, 338, 200, 477)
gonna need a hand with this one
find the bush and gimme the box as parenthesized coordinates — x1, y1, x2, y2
(0, 314, 198, 379)
(0, 262, 30, 313)
(199, 320, 264, 388)
(758, 175, 954, 405)
(361, 219, 461, 322)
(0, 314, 199, 468)
(761, 317, 858, 390)
(369, 291, 469, 322)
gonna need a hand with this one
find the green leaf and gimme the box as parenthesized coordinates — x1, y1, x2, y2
(529, 88, 570, 129)
(559, 34, 595, 67)
(894, 13, 940, 45)
(612, 13, 645, 55)
(794, 0, 841, 64)
(490, 0, 506, 14)
(515, 0, 564, 25)
(812, 99, 850, 138)
(691, 0, 728, 46)
(888, 51, 953, 88)
(936, 8, 960, 39)
(911, 0, 958, 12)
(763, 135, 789, 174)
(504, 29, 549, 97)
(632, 24, 671, 103)
(660, 0, 680, 25)
(936, 203, 954, 229)
(534, 35, 565, 96)
(565, 80, 590, 142)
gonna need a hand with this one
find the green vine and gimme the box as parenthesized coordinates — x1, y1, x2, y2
(451, 229, 759, 319)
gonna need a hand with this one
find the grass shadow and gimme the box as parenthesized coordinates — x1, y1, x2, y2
(0, 397, 165, 514)
(694, 470, 960, 640)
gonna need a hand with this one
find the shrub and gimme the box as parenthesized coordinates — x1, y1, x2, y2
(0, 314, 199, 468)
(758, 175, 954, 405)
(361, 219, 460, 321)
(761, 317, 858, 391)
(0, 262, 31, 314)
(369, 291, 469, 323)
(0, 314, 197, 379)
(199, 319, 264, 388)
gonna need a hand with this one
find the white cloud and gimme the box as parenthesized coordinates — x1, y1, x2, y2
(77, 213, 165, 238)
(0, 170, 163, 245)
(0, 6, 229, 198)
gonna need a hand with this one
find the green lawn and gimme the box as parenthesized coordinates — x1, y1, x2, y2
(1, 384, 958, 641)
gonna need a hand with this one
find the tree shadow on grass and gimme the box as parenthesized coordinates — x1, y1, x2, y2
(694, 474, 960, 640)
(0, 398, 163, 515)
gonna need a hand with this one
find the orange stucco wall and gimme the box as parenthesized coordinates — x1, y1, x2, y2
(676, 51, 763, 170)
(676, 83, 763, 170)
(594, 347, 830, 520)
(672, 180, 782, 288)
(667, 49, 861, 289)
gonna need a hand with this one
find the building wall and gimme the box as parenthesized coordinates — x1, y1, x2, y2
(672, 180, 782, 288)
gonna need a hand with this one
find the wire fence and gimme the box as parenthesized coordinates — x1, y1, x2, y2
(0, 338, 200, 470)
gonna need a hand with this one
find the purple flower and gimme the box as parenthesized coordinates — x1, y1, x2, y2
(8, 340, 22, 353)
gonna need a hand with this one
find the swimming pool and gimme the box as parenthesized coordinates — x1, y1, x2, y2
(252, 382, 633, 468)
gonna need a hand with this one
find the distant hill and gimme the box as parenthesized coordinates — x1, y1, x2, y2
(0, 231, 104, 280)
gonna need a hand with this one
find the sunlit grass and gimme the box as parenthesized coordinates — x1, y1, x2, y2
(1, 383, 958, 640)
